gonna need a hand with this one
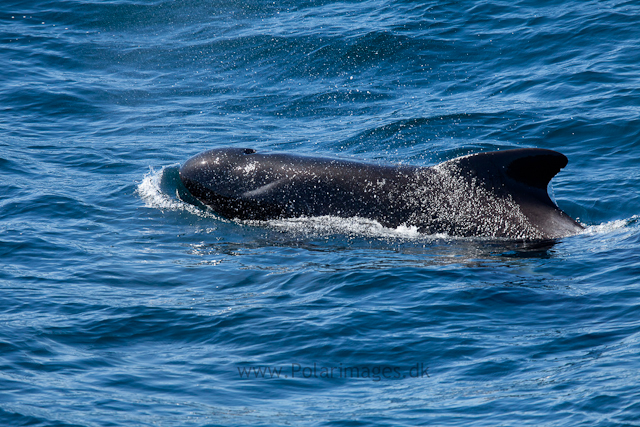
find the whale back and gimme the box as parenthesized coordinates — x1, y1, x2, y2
(179, 147, 583, 240)
(179, 148, 416, 223)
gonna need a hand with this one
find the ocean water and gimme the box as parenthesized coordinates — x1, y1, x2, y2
(2, 0, 640, 425)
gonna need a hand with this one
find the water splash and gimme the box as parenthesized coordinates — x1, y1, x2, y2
(258, 215, 427, 239)
(582, 215, 639, 236)
(136, 166, 217, 218)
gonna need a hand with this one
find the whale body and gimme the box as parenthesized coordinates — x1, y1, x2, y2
(179, 147, 584, 240)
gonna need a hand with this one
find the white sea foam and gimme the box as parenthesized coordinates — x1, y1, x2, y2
(136, 166, 216, 218)
(257, 215, 441, 240)
(137, 167, 178, 209)
(582, 215, 638, 236)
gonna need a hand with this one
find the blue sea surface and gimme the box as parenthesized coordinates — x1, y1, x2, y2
(2, 0, 640, 425)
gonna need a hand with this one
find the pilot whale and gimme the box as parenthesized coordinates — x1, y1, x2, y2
(179, 147, 584, 240)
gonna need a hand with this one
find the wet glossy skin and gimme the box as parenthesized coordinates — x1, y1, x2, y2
(179, 148, 584, 240)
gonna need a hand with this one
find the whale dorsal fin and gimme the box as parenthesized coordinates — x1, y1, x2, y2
(439, 147, 582, 238)
(453, 148, 569, 190)
(503, 149, 568, 189)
